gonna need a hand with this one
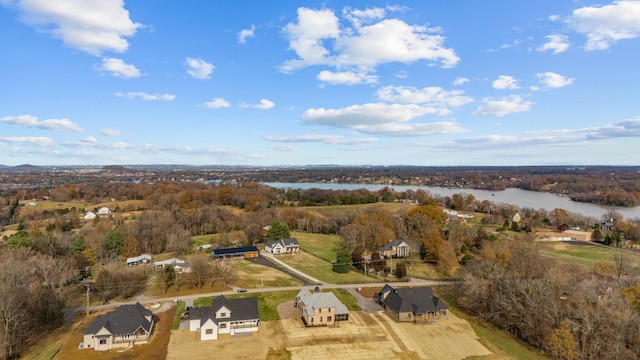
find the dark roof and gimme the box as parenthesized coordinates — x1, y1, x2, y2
(379, 239, 408, 252)
(190, 295, 259, 325)
(211, 246, 259, 255)
(84, 302, 154, 336)
(382, 286, 447, 315)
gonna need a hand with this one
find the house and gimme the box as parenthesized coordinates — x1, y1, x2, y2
(97, 207, 111, 217)
(295, 288, 349, 326)
(378, 239, 410, 258)
(126, 254, 152, 266)
(512, 212, 522, 224)
(376, 285, 448, 322)
(188, 295, 259, 340)
(197, 244, 213, 251)
(154, 258, 190, 273)
(83, 211, 97, 220)
(265, 238, 299, 255)
(81, 302, 154, 351)
(535, 230, 592, 242)
(210, 246, 259, 260)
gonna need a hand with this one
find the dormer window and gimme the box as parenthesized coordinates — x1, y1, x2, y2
(220, 312, 227, 317)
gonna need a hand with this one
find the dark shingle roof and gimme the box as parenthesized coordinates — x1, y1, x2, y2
(382, 286, 447, 315)
(379, 239, 407, 252)
(84, 302, 154, 336)
(189, 295, 259, 325)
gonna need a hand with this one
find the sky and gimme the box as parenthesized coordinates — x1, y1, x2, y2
(1, 0, 640, 167)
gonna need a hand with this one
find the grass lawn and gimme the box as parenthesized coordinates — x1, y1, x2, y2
(292, 231, 342, 262)
(299, 202, 410, 218)
(194, 290, 299, 321)
(325, 288, 361, 311)
(277, 251, 375, 284)
(172, 300, 186, 330)
(537, 241, 640, 269)
(234, 260, 302, 288)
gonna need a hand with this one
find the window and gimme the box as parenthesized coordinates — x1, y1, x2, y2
(327, 316, 332, 322)
(320, 317, 323, 322)
(220, 323, 227, 329)
(310, 317, 314, 324)
(205, 329, 213, 335)
(99, 339, 107, 345)
(220, 312, 227, 317)
(319, 308, 322, 313)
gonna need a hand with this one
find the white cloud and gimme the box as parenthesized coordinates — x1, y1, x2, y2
(98, 58, 140, 78)
(0, 136, 55, 146)
(568, 0, 640, 50)
(7, 0, 141, 55)
(204, 98, 231, 109)
(115, 91, 175, 101)
(492, 75, 520, 90)
(238, 24, 255, 44)
(453, 77, 469, 86)
(1, 114, 84, 132)
(472, 95, 533, 117)
(317, 70, 378, 85)
(281, 7, 459, 74)
(186, 57, 214, 79)
(100, 128, 122, 136)
(253, 99, 275, 110)
(536, 72, 575, 88)
(302, 103, 467, 136)
(81, 136, 98, 143)
(537, 34, 570, 54)
(376, 85, 473, 108)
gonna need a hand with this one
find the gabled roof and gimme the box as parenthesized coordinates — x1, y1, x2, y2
(296, 289, 349, 317)
(379, 239, 408, 252)
(266, 238, 299, 248)
(84, 302, 153, 336)
(189, 295, 259, 326)
(127, 254, 152, 263)
(382, 286, 447, 315)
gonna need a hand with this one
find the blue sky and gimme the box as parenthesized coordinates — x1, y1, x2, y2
(1, 0, 640, 166)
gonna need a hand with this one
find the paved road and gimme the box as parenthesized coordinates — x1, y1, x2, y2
(258, 251, 324, 285)
(246, 253, 313, 286)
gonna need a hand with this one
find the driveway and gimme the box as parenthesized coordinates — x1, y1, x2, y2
(346, 288, 383, 313)
(247, 254, 313, 286)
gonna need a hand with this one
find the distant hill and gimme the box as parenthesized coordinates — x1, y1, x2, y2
(0, 164, 45, 173)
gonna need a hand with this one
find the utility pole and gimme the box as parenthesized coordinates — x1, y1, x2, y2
(85, 284, 91, 317)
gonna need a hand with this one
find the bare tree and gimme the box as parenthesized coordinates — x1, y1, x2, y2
(190, 253, 212, 288)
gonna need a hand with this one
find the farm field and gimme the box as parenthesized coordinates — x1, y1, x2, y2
(292, 231, 342, 262)
(537, 240, 640, 269)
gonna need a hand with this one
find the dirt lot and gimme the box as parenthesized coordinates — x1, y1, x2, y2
(167, 310, 491, 360)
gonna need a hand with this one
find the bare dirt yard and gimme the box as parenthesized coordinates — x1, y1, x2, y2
(167, 310, 491, 360)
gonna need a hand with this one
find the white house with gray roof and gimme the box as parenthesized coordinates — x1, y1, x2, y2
(81, 302, 154, 351)
(295, 288, 349, 326)
(188, 295, 259, 340)
(265, 238, 299, 255)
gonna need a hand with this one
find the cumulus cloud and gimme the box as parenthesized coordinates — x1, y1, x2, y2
(281, 7, 459, 77)
(238, 24, 255, 44)
(98, 58, 140, 78)
(115, 91, 175, 101)
(1, 114, 84, 132)
(568, 0, 640, 50)
(186, 57, 214, 79)
(253, 99, 275, 110)
(204, 98, 231, 109)
(5, 0, 141, 55)
(317, 70, 378, 85)
(536, 72, 575, 88)
(492, 75, 520, 90)
(376, 85, 473, 108)
(302, 103, 467, 136)
(0, 136, 55, 147)
(472, 95, 533, 117)
(453, 77, 469, 86)
(537, 34, 570, 54)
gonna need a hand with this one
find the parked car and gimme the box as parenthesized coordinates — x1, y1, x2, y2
(237, 288, 247, 293)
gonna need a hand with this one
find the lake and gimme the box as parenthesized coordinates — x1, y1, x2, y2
(264, 182, 640, 220)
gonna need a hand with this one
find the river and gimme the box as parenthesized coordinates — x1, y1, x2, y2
(264, 182, 640, 220)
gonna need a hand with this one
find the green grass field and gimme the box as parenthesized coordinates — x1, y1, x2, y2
(234, 260, 302, 288)
(276, 251, 375, 284)
(194, 290, 299, 321)
(292, 231, 342, 262)
(537, 241, 640, 267)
